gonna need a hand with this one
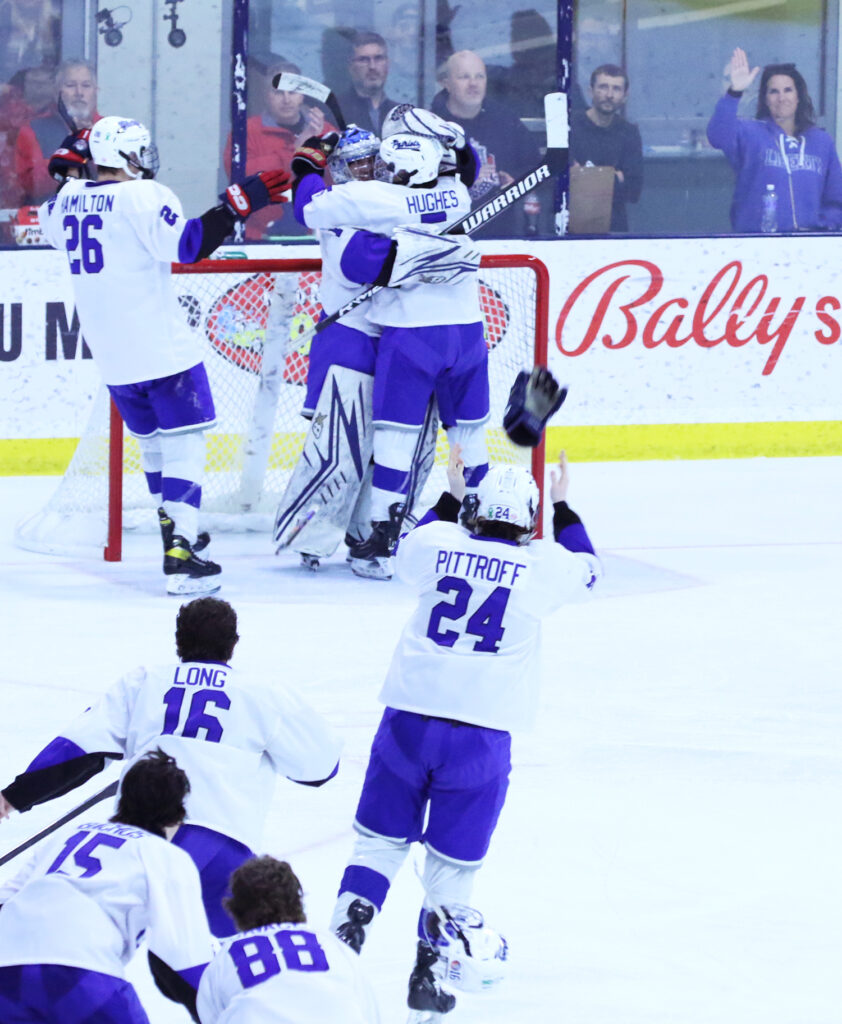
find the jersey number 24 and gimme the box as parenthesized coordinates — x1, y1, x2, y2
(427, 576, 511, 653)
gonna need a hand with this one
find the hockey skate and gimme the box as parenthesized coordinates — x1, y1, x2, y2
(334, 897, 375, 954)
(158, 508, 222, 596)
(299, 553, 321, 571)
(348, 503, 405, 581)
(406, 941, 456, 1022)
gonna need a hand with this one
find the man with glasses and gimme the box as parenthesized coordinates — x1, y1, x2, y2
(338, 31, 400, 135)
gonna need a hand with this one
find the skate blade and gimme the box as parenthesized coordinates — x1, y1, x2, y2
(166, 574, 222, 596)
(406, 1011, 445, 1024)
(349, 556, 393, 581)
(300, 554, 320, 571)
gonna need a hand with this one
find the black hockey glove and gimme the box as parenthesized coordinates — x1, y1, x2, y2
(503, 366, 568, 448)
(291, 133, 340, 178)
(48, 129, 93, 186)
(220, 168, 292, 219)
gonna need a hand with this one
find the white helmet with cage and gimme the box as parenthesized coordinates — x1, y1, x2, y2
(89, 116, 160, 179)
(423, 906, 508, 994)
(475, 465, 540, 540)
(377, 132, 445, 186)
(327, 124, 381, 183)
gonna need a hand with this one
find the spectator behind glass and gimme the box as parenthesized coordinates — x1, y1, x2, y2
(569, 64, 643, 232)
(0, 0, 60, 84)
(431, 49, 542, 238)
(337, 31, 399, 136)
(224, 60, 336, 241)
(707, 47, 842, 232)
(14, 58, 99, 204)
(0, 63, 52, 209)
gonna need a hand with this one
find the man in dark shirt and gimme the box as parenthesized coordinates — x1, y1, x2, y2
(431, 49, 542, 238)
(337, 31, 399, 136)
(570, 64, 643, 232)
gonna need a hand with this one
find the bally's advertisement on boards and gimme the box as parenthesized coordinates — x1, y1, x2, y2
(0, 237, 839, 457)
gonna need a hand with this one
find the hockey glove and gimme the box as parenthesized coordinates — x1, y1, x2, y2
(220, 169, 292, 219)
(48, 129, 92, 186)
(503, 367, 568, 448)
(291, 133, 340, 178)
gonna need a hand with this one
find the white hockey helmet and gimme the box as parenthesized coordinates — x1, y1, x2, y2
(89, 116, 159, 179)
(423, 906, 509, 994)
(475, 465, 540, 540)
(377, 132, 444, 186)
(327, 124, 381, 183)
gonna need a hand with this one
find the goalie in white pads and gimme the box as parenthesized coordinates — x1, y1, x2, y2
(38, 115, 292, 595)
(197, 856, 381, 1024)
(292, 107, 489, 581)
(273, 125, 384, 569)
(330, 438, 601, 1019)
(0, 598, 341, 939)
(0, 750, 212, 1024)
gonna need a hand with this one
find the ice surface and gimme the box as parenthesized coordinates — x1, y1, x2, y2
(0, 457, 840, 1023)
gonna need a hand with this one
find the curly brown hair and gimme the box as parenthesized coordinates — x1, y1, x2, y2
(175, 597, 239, 663)
(111, 748, 189, 837)
(225, 856, 307, 932)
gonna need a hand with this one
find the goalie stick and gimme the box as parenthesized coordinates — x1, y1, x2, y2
(272, 71, 348, 132)
(298, 92, 568, 339)
(0, 780, 118, 867)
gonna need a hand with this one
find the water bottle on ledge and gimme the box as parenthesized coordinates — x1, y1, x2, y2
(760, 184, 778, 233)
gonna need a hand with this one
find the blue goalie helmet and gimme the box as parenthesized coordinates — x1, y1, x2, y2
(328, 124, 381, 183)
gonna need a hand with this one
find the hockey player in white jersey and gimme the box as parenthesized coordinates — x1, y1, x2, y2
(290, 107, 487, 581)
(274, 124, 385, 570)
(197, 855, 381, 1024)
(0, 598, 341, 938)
(0, 750, 212, 1023)
(38, 115, 292, 595)
(330, 434, 601, 1019)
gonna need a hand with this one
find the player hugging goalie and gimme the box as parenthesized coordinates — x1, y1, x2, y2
(273, 104, 493, 580)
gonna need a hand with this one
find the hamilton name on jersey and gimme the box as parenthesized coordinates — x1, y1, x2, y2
(58, 191, 115, 214)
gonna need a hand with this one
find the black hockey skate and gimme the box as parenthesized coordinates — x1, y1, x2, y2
(406, 941, 456, 1019)
(348, 502, 405, 581)
(158, 508, 222, 596)
(335, 898, 375, 953)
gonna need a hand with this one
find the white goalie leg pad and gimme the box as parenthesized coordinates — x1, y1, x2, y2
(346, 460, 374, 544)
(159, 429, 207, 544)
(387, 227, 481, 289)
(274, 367, 374, 557)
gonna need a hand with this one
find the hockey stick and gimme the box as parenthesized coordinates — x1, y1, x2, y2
(302, 91, 568, 337)
(0, 781, 118, 868)
(272, 72, 348, 131)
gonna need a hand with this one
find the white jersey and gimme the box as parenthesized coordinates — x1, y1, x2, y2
(197, 922, 381, 1024)
(301, 179, 480, 328)
(0, 819, 210, 980)
(38, 178, 203, 385)
(317, 226, 382, 336)
(380, 520, 600, 732)
(59, 662, 342, 851)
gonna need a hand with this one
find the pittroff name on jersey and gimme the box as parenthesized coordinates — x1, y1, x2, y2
(435, 548, 527, 584)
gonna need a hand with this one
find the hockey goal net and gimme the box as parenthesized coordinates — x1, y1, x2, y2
(15, 255, 549, 560)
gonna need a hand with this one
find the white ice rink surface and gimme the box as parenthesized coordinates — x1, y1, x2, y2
(0, 456, 840, 1024)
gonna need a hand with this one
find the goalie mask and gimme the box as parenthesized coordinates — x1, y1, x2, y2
(377, 132, 444, 186)
(327, 124, 380, 183)
(476, 465, 540, 540)
(89, 116, 160, 179)
(423, 906, 508, 994)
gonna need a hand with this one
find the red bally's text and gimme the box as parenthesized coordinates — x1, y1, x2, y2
(555, 259, 841, 375)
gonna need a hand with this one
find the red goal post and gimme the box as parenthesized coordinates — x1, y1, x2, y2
(17, 255, 549, 561)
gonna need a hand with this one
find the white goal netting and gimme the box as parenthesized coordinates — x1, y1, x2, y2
(15, 255, 548, 559)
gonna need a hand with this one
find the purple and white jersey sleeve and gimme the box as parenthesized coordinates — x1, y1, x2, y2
(263, 685, 342, 784)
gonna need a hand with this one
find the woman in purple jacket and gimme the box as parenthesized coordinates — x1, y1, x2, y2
(707, 47, 842, 232)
